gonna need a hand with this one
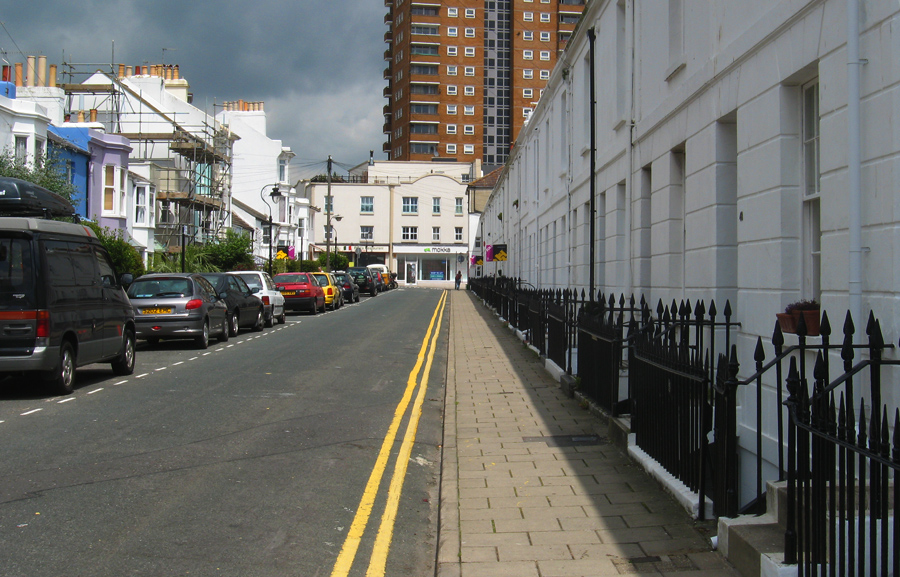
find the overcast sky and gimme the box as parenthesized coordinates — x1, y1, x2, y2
(0, 0, 387, 177)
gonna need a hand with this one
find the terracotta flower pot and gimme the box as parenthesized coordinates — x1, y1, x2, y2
(776, 310, 820, 336)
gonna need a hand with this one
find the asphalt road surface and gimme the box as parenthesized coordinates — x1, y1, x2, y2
(0, 286, 449, 577)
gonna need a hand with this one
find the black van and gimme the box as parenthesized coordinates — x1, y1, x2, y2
(0, 177, 136, 394)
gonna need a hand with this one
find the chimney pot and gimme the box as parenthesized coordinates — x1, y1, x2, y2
(26, 56, 36, 87)
(14, 62, 23, 87)
(77, 110, 85, 123)
(37, 56, 47, 87)
(1, 65, 9, 82)
(90, 109, 97, 123)
(49, 64, 57, 87)
(173, 65, 180, 80)
(118, 64, 125, 78)
(125, 65, 132, 77)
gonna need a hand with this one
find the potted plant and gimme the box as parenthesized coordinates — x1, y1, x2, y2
(776, 299, 821, 336)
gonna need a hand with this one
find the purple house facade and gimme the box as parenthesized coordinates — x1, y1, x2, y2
(87, 130, 132, 231)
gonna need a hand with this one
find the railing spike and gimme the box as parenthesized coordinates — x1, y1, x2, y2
(772, 320, 784, 347)
(696, 299, 706, 318)
(893, 409, 900, 464)
(754, 337, 766, 362)
(722, 299, 731, 317)
(819, 310, 831, 337)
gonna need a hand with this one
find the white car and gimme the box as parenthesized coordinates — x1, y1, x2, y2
(228, 271, 286, 327)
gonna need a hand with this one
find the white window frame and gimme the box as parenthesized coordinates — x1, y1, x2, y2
(464, 66, 475, 76)
(447, 46, 458, 56)
(433, 197, 441, 214)
(446, 85, 457, 95)
(455, 198, 464, 215)
(464, 8, 476, 18)
(455, 227, 463, 241)
(446, 143, 457, 154)
(540, 69, 550, 80)
(463, 124, 475, 134)
(447, 65, 457, 76)
(446, 124, 457, 134)
(463, 144, 475, 155)
(447, 26, 457, 37)
(540, 13, 551, 22)
(523, 69, 534, 79)
(402, 197, 419, 214)
(540, 50, 551, 61)
(523, 88, 533, 99)
(102, 164, 125, 217)
(801, 79, 821, 302)
(447, 104, 457, 114)
(360, 196, 374, 213)
(447, 7, 458, 17)
(464, 85, 475, 96)
(464, 28, 475, 38)
(523, 50, 533, 60)
(464, 46, 476, 57)
(523, 31, 533, 41)
(402, 226, 418, 240)
(524, 12, 533, 21)
(360, 225, 374, 240)
(540, 31, 550, 42)
(432, 226, 441, 241)
(463, 106, 475, 116)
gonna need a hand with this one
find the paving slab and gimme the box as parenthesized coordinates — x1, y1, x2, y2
(436, 290, 740, 576)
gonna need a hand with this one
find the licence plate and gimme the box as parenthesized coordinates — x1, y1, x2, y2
(280, 290, 296, 296)
(141, 307, 173, 315)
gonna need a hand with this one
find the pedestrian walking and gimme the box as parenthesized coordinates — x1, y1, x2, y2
(455, 270, 462, 290)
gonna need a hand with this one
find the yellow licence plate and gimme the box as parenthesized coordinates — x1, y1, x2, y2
(141, 307, 173, 315)
(280, 290, 296, 296)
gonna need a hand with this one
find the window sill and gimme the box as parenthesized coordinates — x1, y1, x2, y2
(665, 57, 685, 82)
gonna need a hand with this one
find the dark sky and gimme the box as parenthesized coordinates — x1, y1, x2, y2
(0, 0, 387, 176)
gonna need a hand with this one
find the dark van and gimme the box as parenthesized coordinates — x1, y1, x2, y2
(0, 177, 136, 394)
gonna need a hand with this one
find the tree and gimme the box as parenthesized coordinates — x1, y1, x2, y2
(0, 149, 79, 205)
(83, 222, 145, 278)
(206, 229, 255, 271)
(317, 251, 348, 271)
(149, 244, 218, 273)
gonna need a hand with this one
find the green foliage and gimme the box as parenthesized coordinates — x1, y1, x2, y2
(0, 149, 79, 205)
(148, 244, 219, 273)
(317, 251, 348, 271)
(298, 259, 320, 272)
(205, 229, 255, 271)
(83, 222, 145, 278)
(310, 173, 345, 183)
(272, 258, 317, 274)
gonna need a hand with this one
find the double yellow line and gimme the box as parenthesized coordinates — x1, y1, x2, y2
(330, 290, 447, 577)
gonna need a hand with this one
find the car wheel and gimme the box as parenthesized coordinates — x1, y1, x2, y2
(218, 315, 230, 342)
(45, 341, 76, 395)
(264, 307, 275, 327)
(253, 307, 264, 331)
(319, 299, 326, 313)
(278, 310, 286, 324)
(370, 288, 377, 297)
(309, 301, 318, 315)
(228, 311, 239, 336)
(111, 329, 136, 376)
(196, 319, 210, 349)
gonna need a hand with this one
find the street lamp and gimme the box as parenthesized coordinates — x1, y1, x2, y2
(261, 184, 283, 276)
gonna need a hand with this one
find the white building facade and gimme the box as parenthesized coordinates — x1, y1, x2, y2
(303, 160, 477, 283)
(480, 0, 900, 513)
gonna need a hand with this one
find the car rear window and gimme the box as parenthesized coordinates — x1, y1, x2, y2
(236, 273, 262, 290)
(0, 237, 35, 309)
(313, 275, 329, 287)
(128, 278, 192, 299)
(276, 274, 307, 283)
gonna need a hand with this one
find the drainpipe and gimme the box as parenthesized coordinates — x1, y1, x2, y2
(847, 0, 862, 334)
(588, 27, 597, 300)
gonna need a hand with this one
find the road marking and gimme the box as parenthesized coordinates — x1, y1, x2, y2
(155, 367, 167, 371)
(57, 398, 75, 403)
(136, 373, 149, 378)
(21, 409, 42, 416)
(87, 388, 103, 395)
(189, 357, 198, 361)
(114, 380, 128, 386)
(173, 362, 183, 366)
(366, 292, 446, 577)
(330, 290, 447, 577)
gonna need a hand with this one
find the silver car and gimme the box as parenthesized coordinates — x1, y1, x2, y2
(127, 273, 228, 349)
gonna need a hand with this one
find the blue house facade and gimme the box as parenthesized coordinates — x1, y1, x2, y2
(46, 125, 90, 217)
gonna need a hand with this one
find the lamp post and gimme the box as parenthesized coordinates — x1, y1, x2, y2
(260, 184, 283, 276)
(325, 155, 333, 271)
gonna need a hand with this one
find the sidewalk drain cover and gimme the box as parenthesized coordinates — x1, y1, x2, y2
(521, 435, 606, 446)
(612, 554, 696, 573)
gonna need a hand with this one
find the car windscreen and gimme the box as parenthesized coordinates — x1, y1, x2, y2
(313, 275, 329, 287)
(0, 237, 35, 309)
(127, 278, 193, 299)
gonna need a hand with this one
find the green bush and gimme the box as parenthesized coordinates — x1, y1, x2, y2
(317, 251, 349, 271)
(0, 149, 79, 205)
(206, 229, 255, 271)
(83, 222, 145, 278)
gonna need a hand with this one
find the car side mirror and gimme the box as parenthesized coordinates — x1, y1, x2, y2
(218, 291, 228, 300)
(251, 287, 260, 294)
(119, 273, 133, 288)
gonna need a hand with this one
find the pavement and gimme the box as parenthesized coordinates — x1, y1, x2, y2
(436, 288, 741, 577)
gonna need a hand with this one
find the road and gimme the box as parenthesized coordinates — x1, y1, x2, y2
(0, 287, 449, 577)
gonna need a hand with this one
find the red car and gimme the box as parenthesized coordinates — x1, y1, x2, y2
(274, 272, 325, 315)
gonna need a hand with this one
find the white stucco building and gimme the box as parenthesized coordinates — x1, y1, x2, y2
(479, 0, 900, 517)
(302, 160, 480, 283)
(217, 102, 302, 267)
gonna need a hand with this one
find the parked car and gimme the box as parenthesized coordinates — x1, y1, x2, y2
(348, 266, 378, 297)
(274, 272, 325, 314)
(200, 273, 265, 335)
(333, 271, 360, 304)
(367, 264, 392, 291)
(128, 273, 228, 349)
(312, 272, 344, 311)
(0, 177, 136, 394)
(229, 271, 285, 327)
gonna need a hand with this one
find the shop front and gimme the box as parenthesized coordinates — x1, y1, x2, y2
(396, 245, 468, 284)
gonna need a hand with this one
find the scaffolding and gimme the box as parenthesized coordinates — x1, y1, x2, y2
(57, 61, 235, 252)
